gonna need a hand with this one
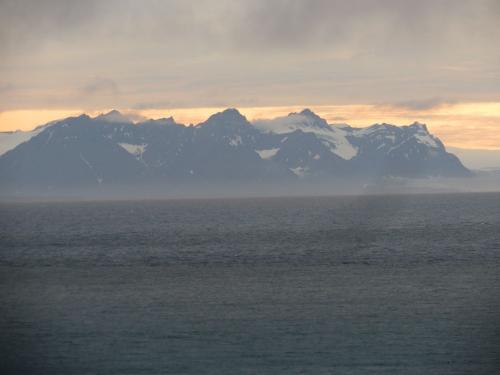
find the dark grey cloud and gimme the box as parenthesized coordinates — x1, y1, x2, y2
(232, 0, 409, 49)
(0, 0, 101, 53)
(3, 0, 499, 53)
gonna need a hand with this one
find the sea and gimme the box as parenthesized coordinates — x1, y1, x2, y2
(1, 193, 499, 374)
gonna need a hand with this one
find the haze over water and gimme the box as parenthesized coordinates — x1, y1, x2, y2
(1, 193, 499, 374)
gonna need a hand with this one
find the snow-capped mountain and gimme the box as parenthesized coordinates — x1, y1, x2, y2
(253, 109, 358, 161)
(0, 108, 470, 196)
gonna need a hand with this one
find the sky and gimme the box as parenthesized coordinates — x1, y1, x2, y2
(1, 0, 500, 149)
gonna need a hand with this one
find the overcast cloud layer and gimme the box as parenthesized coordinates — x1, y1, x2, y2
(1, 0, 500, 112)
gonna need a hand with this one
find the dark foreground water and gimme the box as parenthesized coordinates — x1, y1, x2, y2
(1, 193, 500, 374)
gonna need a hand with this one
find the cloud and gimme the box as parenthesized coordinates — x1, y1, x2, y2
(3, 0, 499, 53)
(391, 98, 457, 111)
(81, 77, 119, 96)
(0, 0, 101, 53)
(329, 116, 348, 122)
(1, 0, 500, 111)
(0, 83, 14, 93)
(132, 101, 176, 110)
(121, 111, 148, 123)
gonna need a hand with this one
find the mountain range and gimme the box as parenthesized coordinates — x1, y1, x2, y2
(0, 108, 472, 198)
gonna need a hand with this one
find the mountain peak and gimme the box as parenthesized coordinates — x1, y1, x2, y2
(202, 108, 249, 126)
(162, 116, 176, 124)
(221, 108, 245, 118)
(286, 108, 324, 122)
(139, 116, 179, 127)
(408, 121, 428, 132)
(283, 108, 329, 130)
(96, 110, 133, 124)
(299, 108, 319, 117)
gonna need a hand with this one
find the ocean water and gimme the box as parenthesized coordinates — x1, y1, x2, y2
(1, 193, 499, 374)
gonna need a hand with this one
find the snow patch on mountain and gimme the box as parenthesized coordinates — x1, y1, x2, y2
(119, 143, 147, 158)
(318, 127, 358, 160)
(414, 133, 439, 148)
(289, 166, 308, 177)
(79, 153, 94, 170)
(256, 148, 279, 160)
(229, 135, 242, 147)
